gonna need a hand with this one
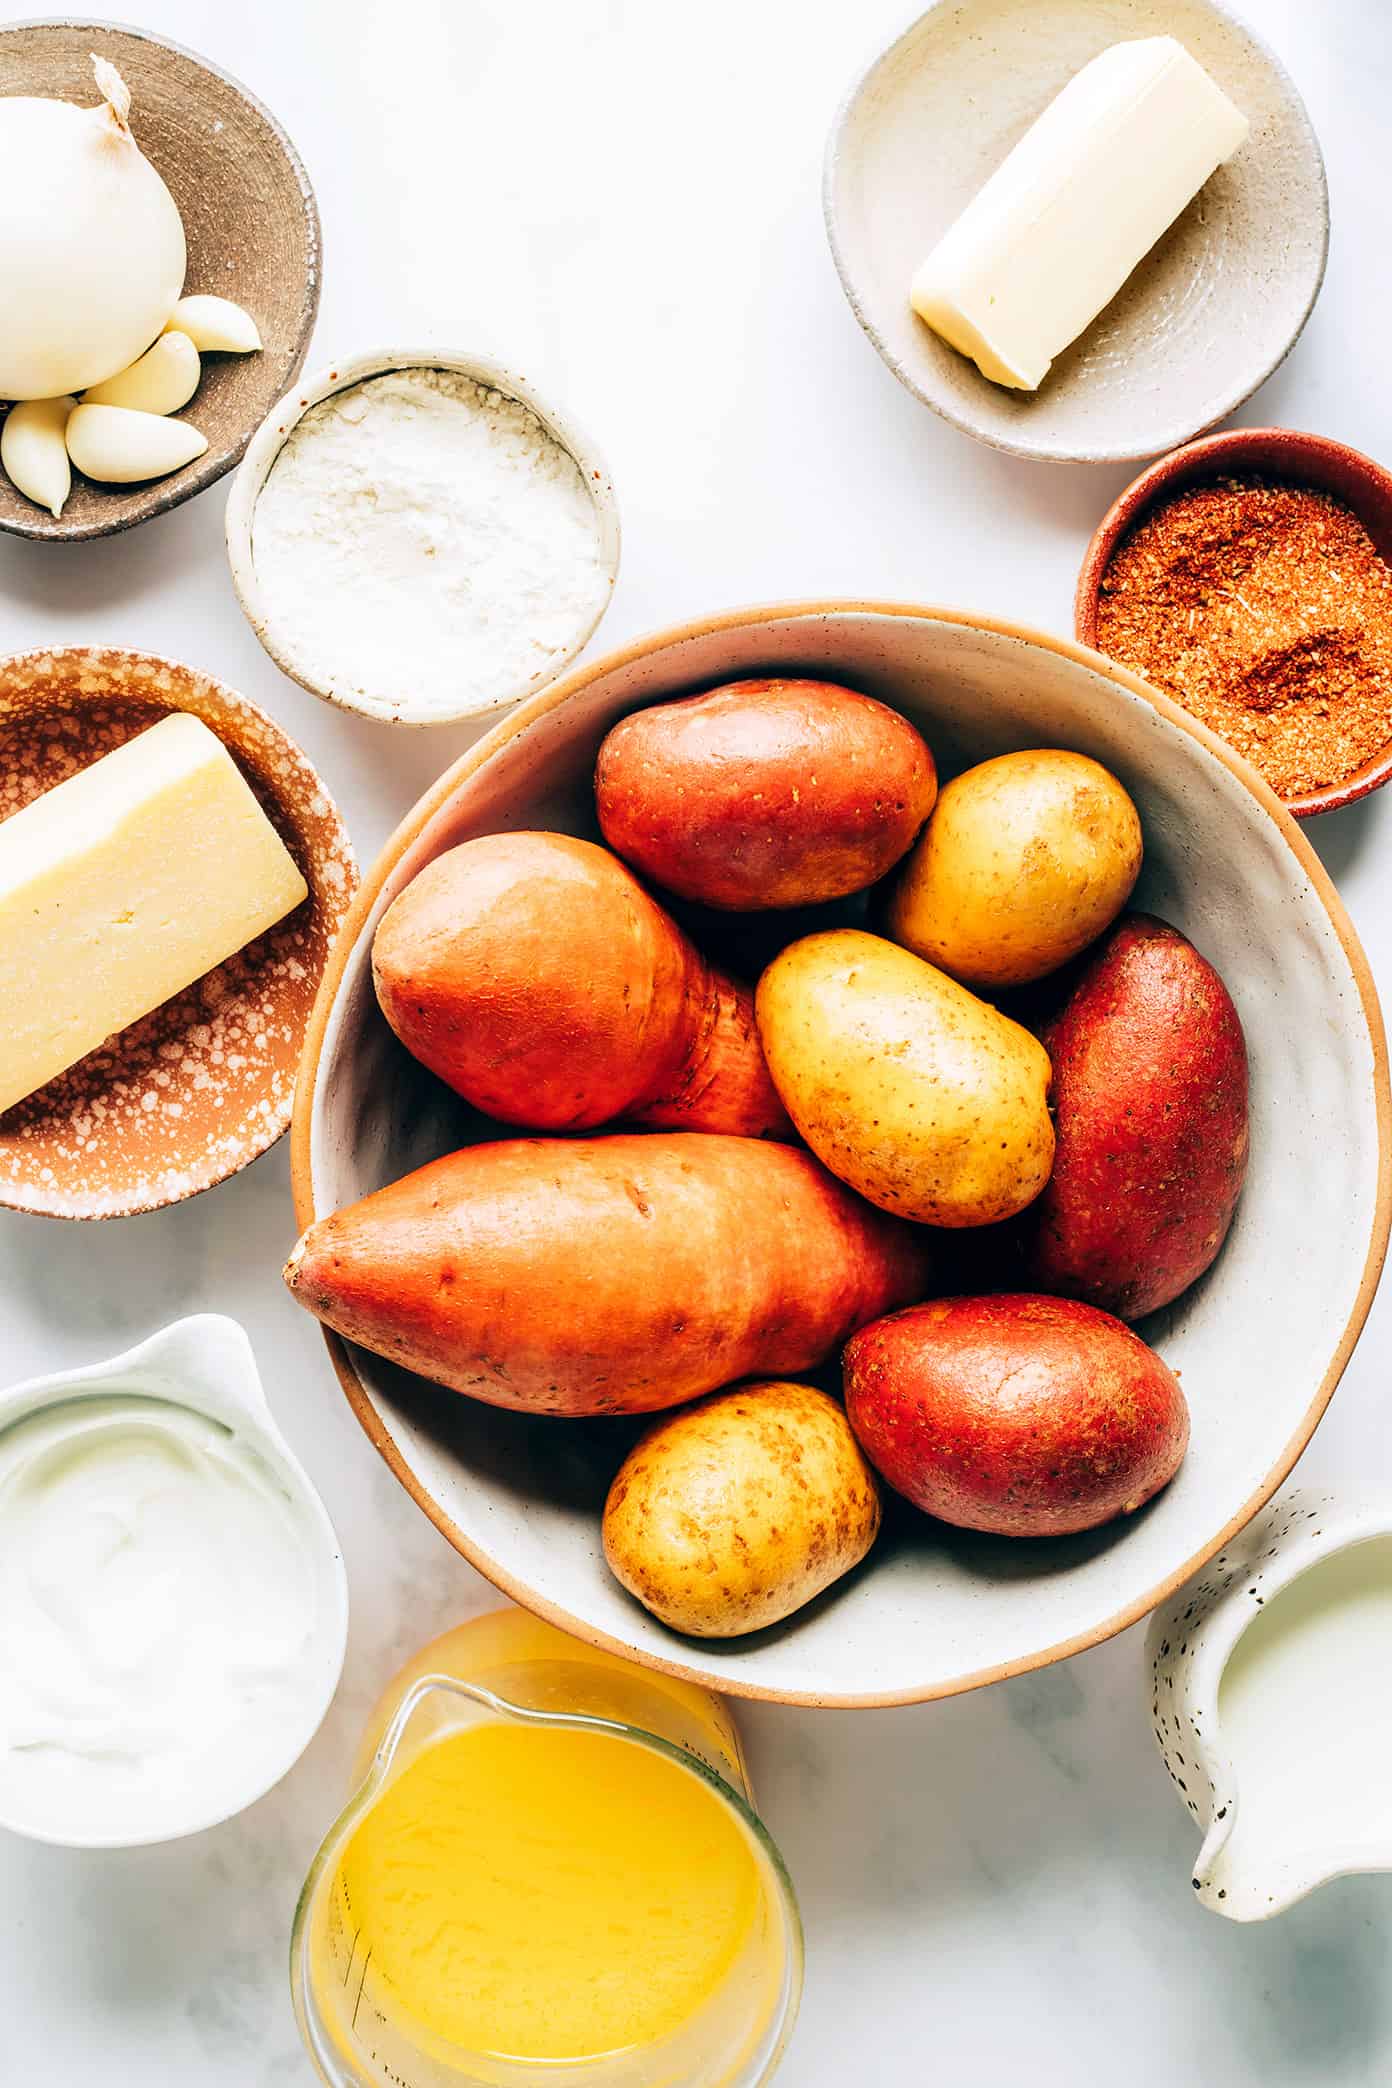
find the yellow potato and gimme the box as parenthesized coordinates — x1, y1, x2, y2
(602, 1381, 880, 1637)
(756, 929, 1053, 1227)
(886, 750, 1142, 988)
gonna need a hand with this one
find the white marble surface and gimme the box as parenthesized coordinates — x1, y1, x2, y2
(4, 0, 1392, 2080)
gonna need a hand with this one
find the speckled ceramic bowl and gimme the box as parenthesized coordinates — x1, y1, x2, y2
(0, 20, 320, 543)
(292, 603, 1389, 1708)
(824, 0, 1328, 463)
(0, 646, 355, 1219)
(226, 348, 621, 726)
(1077, 427, 1392, 816)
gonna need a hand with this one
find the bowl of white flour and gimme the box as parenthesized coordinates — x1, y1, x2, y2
(226, 350, 620, 726)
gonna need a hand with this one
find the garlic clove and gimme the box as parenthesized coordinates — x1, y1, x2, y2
(65, 403, 208, 484)
(163, 296, 262, 355)
(1, 397, 77, 517)
(82, 331, 200, 415)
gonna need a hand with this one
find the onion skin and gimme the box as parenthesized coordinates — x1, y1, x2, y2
(0, 65, 186, 401)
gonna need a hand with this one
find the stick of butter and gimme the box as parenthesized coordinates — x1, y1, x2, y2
(0, 712, 308, 1115)
(910, 36, 1249, 391)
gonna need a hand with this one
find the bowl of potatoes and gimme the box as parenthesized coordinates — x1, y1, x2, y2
(289, 603, 1390, 1706)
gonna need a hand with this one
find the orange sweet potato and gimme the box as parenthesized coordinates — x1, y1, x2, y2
(285, 1133, 931, 1417)
(595, 678, 936, 909)
(372, 832, 790, 1138)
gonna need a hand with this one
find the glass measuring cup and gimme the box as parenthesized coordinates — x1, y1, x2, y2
(292, 1610, 802, 2088)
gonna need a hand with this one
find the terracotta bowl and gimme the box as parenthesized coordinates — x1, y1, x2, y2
(824, 0, 1328, 464)
(292, 603, 1389, 1708)
(1076, 428, 1392, 816)
(0, 20, 320, 543)
(0, 646, 355, 1219)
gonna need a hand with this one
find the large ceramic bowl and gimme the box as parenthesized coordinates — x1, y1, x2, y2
(293, 605, 1390, 1707)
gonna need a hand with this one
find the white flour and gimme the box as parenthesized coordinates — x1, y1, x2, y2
(251, 368, 611, 721)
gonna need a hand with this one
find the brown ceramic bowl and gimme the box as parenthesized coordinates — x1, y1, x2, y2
(290, 603, 1388, 1707)
(0, 20, 320, 543)
(1076, 427, 1392, 817)
(0, 646, 355, 1219)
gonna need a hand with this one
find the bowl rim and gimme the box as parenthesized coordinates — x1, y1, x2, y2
(225, 347, 622, 727)
(289, 599, 1392, 1708)
(821, 0, 1330, 465)
(0, 640, 356, 1222)
(1074, 426, 1392, 817)
(0, 15, 322, 544)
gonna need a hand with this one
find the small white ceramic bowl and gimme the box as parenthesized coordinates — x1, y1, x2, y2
(292, 603, 1388, 1709)
(226, 349, 621, 726)
(824, 0, 1329, 463)
(0, 1315, 348, 1847)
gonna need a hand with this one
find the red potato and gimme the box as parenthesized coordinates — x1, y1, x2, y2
(1020, 914, 1249, 1320)
(372, 832, 790, 1138)
(595, 678, 937, 910)
(285, 1133, 931, 1417)
(844, 1294, 1189, 1538)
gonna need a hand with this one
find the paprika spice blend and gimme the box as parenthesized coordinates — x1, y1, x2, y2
(1094, 474, 1392, 806)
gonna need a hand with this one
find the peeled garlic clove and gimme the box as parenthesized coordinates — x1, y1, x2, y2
(1, 397, 76, 517)
(82, 331, 200, 414)
(163, 296, 261, 355)
(66, 403, 208, 484)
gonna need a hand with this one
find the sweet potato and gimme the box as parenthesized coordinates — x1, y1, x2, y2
(1020, 914, 1249, 1319)
(372, 832, 789, 1138)
(285, 1133, 931, 1417)
(595, 678, 936, 909)
(844, 1293, 1189, 1537)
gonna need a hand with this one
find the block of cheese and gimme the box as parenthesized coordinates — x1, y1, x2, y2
(910, 37, 1249, 391)
(0, 712, 308, 1114)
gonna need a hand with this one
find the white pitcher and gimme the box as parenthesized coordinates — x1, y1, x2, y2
(1146, 1485, 1392, 1920)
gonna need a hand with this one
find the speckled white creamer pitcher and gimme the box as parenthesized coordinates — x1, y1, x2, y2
(1146, 1485, 1392, 1920)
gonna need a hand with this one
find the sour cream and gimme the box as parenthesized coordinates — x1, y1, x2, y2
(0, 1394, 331, 1845)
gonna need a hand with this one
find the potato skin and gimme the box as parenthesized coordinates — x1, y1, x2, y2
(603, 1381, 881, 1636)
(1020, 914, 1249, 1320)
(284, 1134, 931, 1417)
(595, 679, 936, 910)
(372, 832, 789, 1139)
(887, 750, 1142, 988)
(844, 1294, 1189, 1537)
(756, 929, 1054, 1227)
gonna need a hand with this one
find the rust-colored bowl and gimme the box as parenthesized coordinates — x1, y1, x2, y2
(0, 19, 320, 543)
(1076, 427, 1392, 817)
(0, 647, 355, 1219)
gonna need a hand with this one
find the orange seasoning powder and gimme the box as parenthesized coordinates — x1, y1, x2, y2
(1095, 477, 1392, 800)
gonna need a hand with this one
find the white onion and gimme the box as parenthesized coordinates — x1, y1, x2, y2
(0, 57, 186, 401)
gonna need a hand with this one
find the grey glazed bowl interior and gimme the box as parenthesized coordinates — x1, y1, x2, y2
(300, 605, 1387, 1707)
(824, 0, 1329, 463)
